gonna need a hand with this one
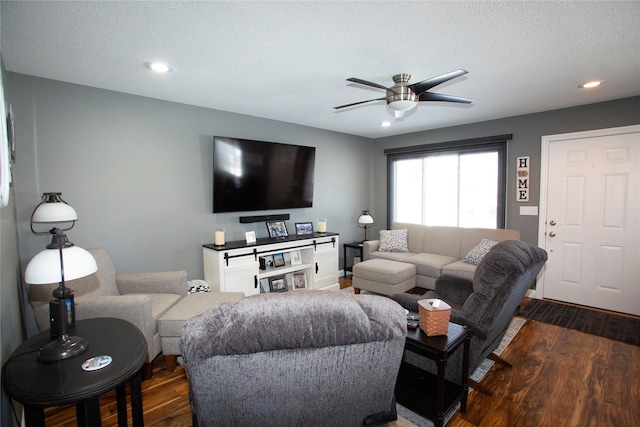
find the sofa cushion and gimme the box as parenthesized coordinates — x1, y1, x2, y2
(421, 226, 466, 258)
(378, 229, 409, 252)
(441, 260, 476, 280)
(392, 223, 427, 253)
(370, 251, 416, 263)
(407, 253, 459, 278)
(463, 238, 498, 265)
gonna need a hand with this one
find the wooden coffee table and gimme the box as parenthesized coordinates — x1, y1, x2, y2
(395, 322, 470, 427)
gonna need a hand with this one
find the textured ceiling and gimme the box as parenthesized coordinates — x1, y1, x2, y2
(1, 1, 639, 138)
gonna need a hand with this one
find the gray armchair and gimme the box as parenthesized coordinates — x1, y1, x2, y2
(27, 248, 187, 375)
(181, 290, 407, 427)
(392, 240, 547, 394)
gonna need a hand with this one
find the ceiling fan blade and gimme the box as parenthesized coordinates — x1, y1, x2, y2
(346, 77, 389, 91)
(409, 69, 468, 96)
(334, 97, 386, 110)
(418, 92, 473, 104)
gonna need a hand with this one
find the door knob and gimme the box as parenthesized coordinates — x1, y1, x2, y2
(549, 220, 556, 226)
(549, 231, 556, 237)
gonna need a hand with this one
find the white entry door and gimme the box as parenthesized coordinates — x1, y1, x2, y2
(539, 125, 640, 316)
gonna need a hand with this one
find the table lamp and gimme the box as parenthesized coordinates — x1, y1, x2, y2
(357, 210, 374, 241)
(30, 192, 77, 235)
(25, 193, 97, 363)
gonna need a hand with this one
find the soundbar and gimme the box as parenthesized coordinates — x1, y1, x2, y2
(239, 214, 290, 224)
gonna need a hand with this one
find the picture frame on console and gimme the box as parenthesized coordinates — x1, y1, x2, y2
(269, 276, 288, 292)
(273, 253, 285, 268)
(290, 250, 302, 265)
(295, 222, 313, 235)
(266, 221, 288, 238)
(293, 272, 307, 289)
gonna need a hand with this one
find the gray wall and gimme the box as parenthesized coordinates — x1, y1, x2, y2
(1, 66, 24, 426)
(371, 96, 640, 244)
(9, 73, 373, 282)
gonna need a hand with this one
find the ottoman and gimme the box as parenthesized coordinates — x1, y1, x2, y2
(352, 259, 416, 296)
(158, 291, 244, 371)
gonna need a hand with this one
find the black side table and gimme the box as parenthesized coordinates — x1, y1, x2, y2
(395, 322, 470, 427)
(2, 318, 147, 427)
(343, 241, 364, 278)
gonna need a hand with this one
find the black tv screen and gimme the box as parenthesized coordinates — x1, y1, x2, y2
(213, 136, 316, 213)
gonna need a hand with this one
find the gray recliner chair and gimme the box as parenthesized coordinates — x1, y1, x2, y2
(392, 240, 547, 395)
(181, 290, 407, 427)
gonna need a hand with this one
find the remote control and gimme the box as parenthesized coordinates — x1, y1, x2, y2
(407, 321, 419, 329)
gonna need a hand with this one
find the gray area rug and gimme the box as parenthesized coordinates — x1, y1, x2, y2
(518, 298, 639, 346)
(340, 286, 525, 426)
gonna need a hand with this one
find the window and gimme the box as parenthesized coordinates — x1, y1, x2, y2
(386, 135, 509, 228)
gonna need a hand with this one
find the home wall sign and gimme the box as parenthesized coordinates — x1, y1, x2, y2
(517, 156, 530, 202)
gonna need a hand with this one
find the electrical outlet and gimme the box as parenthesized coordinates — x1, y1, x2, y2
(519, 206, 538, 216)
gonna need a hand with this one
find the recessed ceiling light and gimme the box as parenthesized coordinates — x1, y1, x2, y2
(146, 61, 171, 73)
(579, 80, 603, 89)
(381, 121, 392, 127)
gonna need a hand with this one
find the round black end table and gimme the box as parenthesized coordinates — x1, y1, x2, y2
(2, 317, 147, 427)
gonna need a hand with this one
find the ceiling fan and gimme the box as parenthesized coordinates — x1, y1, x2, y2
(334, 69, 473, 118)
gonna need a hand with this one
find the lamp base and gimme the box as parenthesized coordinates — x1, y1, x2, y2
(37, 335, 88, 363)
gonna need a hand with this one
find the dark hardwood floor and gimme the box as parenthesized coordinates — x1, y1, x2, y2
(40, 278, 640, 427)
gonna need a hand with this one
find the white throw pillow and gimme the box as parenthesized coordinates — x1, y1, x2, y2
(378, 229, 409, 252)
(463, 238, 498, 265)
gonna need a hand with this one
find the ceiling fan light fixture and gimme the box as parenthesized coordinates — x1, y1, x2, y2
(387, 73, 418, 112)
(335, 70, 471, 114)
(388, 99, 418, 112)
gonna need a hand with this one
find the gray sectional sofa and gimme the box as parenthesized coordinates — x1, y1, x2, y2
(363, 222, 520, 290)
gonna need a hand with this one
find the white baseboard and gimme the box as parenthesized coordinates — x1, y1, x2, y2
(317, 283, 340, 291)
(526, 288, 541, 299)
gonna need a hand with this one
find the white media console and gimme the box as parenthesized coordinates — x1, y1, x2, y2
(203, 233, 339, 296)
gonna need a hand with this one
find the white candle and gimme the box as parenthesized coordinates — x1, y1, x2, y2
(318, 219, 326, 233)
(214, 230, 225, 246)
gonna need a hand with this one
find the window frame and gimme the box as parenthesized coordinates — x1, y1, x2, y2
(385, 134, 511, 229)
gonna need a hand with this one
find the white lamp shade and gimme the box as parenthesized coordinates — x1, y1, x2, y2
(388, 99, 418, 112)
(31, 202, 78, 223)
(25, 246, 97, 284)
(358, 213, 374, 226)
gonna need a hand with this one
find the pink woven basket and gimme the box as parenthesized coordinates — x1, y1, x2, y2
(418, 299, 451, 336)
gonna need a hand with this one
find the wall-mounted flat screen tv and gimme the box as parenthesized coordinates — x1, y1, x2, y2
(213, 136, 316, 213)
